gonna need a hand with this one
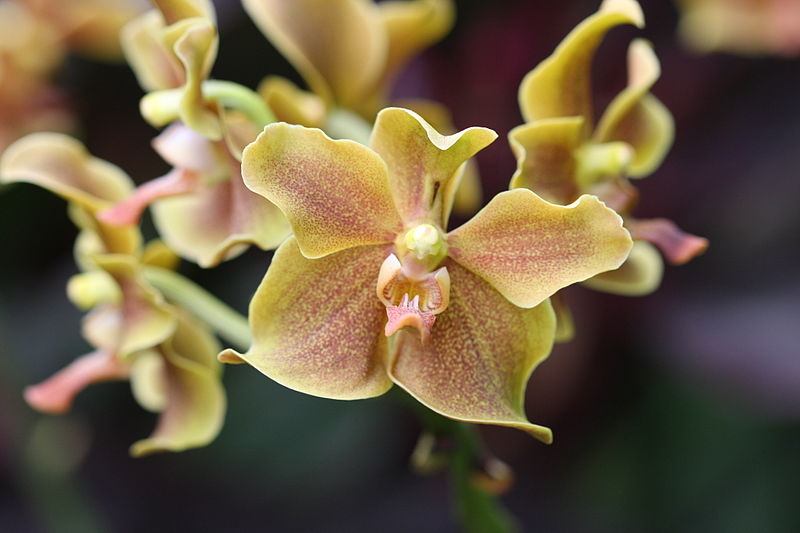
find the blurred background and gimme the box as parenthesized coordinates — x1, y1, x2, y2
(2, 0, 799, 531)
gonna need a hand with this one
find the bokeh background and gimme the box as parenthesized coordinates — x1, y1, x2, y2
(2, 0, 800, 531)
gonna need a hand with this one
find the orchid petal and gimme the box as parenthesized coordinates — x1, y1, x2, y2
(99, 169, 199, 226)
(594, 40, 674, 177)
(447, 190, 633, 308)
(152, 0, 215, 25)
(152, 167, 291, 267)
(122, 11, 184, 91)
(257, 76, 326, 128)
(88, 255, 177, 356)
(141, 239, 181, 270)
(130, 349, 167, 412)
(369, 107, 496, 227)
(377, 0, 454, 92)
(627, 218, 709, 265)
(551, 291, 576, 343)
(518, 0, 644, 123)
(69, 205, 142, 260)
(152, 122, 228, 174)
(582, 240, 663, 296)
(0, 133, 132, 212)
(508, 117, 585, 205)
(243, 0, 387, 109)
(57, 0, 149, 62)
(388, 261, 556, 443)
(173, 18, 220, 139)
(24, 351, 129, 414)
(242, 122, 402, 258)
(221, 237, 393, 400)
(130, 312, 224, 456)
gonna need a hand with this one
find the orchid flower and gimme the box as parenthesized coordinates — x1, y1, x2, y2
(509, 0, 708, 324)
(221, 108, 633, 443)
(677, 0, 800, 56)
(0, 133, 225, 456)
(100, 0, 290, 267)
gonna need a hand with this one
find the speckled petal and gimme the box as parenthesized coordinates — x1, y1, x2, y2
(257, 76, 326, 128)
(508, 117, 585, 205)
(369, 107, 496, 227)
(241, 122, 401, 258)
(0, 133, 132, 212)
(377, 0, 454, 92)
(243, 0, 386, 108)
(447, 190, 633, 308)
(24, 351, 130, 414)
(152, 165, 291, 267)
(593, 39, 674, 177)
(130, 311, 224, 456)
(221, 237, 393, 400)
(518, 0, 644, 123)
(627, 218, 709, 265)
(582, 240, 663, 296)
(388, 260, 556, 443)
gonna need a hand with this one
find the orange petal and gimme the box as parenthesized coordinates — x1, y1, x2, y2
(388, 261, 556, 443)
(447, 190, 633, 308)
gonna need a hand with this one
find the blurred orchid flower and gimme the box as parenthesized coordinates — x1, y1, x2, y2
(245, 0, 483, 215)
(509, 0, 708, 339)
(677, 0, 800, 56)
(0, 133, 225, 456)
(0, 0, 147, 149)
(102, 0, 290, 266)
(221, 108, 632, 443)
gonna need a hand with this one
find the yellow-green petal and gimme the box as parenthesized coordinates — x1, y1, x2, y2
(388, 261, 556, 443)
(551, 291, 576, 343)
(582, 240, 663, 296)
(173, 18, 220, 139)
(593, 39, 674, 177)
(243, 0, 387, 109)
(447, 190, 633, 308)
(222, 237, 393, 400)
(130, 349, 167, 412)
(518, 0, 644, 124)
(153, 0, 215, 25)
(242, 122, 402, 258)
(257, 76, 326, 128)
(130, 311, 224, 456)
(122, 11, 184, 91)
(508, 117, 585, 204)
(369, 107, 496, 227)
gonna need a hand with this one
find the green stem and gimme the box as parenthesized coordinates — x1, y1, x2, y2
(393, 390, 518, 532)
(143, 266, 251, 351)
(140, 80, 275, 130)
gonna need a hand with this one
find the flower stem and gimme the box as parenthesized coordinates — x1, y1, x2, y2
(142, 266, 251, 351)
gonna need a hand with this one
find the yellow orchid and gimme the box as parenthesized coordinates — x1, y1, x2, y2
(221, 108, 633, 443)
(0, 133, 225, 456)
(509, 0, 707, 317)
(677, 0, 800, 56)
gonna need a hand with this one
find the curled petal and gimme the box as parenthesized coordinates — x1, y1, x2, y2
(583, 240, 663, 296)
(130, 349, 167, 412)
(594, 40, 674, 177)
(508, 117, 584, 205)
(627, 218, 709, 265)
(99, 169, 199, 226)
(243, 0, 387, 109)
(388, 261, 556, 443)
(447, 190, 633, 308)
(221, 237, 393, 400)
(122, 11, 184, 91)
(0, 133, 132, 212)
(385, 294, 437, 344)
(130, 312, 224, 456)
(242, 122, 402, 258)
(369, 107, 496, 227)
(551, 291, 575, 343)
(152, 169, 290, 266)
(173, 19, 220, 139)
(258, 76, 326, 128)
(152, 122, 228, 174)
(518, 0, 644, 123)
(153, 0, 215, 25)
(25, 351, 129, 414)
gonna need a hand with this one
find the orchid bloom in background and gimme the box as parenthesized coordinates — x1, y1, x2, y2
(220, 108, 632, 443)
(246, 0, 484, 215)
(509, 0, 708, 338)
(100, 0, 290, 267)
(677, 0, 800, 56)
(0, 0, 147, 150)
(0, 133, 225, 456)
